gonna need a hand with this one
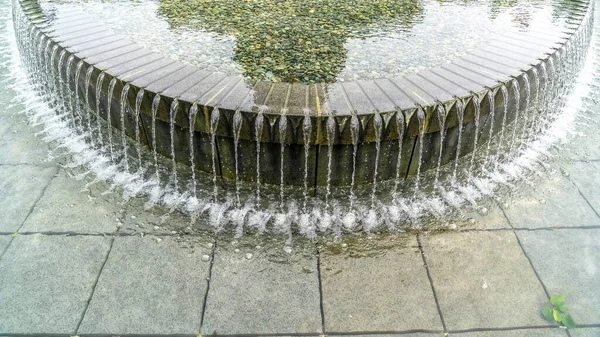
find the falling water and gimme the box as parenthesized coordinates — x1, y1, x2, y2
(233, 110, 243, 207)
(539, 62, 549, 132)
(151, 93, 161, 182)
(484, 90, 496, 169)
(64, 54, 75, 126)
(392, 111, 405, 201)
(453, 99, 465, 180)
(520, 73, 532, 144)
(509, 79, 521, 155)
(302, 111, 312, 212)
(169, 99, 179, 188)
(414, 108, 426, 194)
(56, 49, 66, 107)
(95, 72, 105, 146)
(120, 83, 130, 171)
(434, 105, 446, 186)
(106, 78, 117, 159)
(496, 84, 509, 169)
(325, 115, 336, 208)
(187, 104, 198, 197)
(134, 89, 144, 171)
(469, 94, 481, 174)
(84, 66, 94, 144)
(349, 115, 360, 207)
(255, 109, 265, 205)
(530, 68, 541, 136)
(371, 112, 383, 206)
(210, 108, 220, 200)
(73, 60, 83, 132)
(278, 113, 287, 211)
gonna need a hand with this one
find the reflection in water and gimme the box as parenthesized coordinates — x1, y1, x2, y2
(158, 0, 424, 83)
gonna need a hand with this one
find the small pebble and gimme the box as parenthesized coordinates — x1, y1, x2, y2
(540, 199, 546, 204)
(206, 242, 214, 249)
(153, 225, 160, 231)
(201, 254, 210, 262)
(130, 215, 136, 220)
(171, 230, 177, 234)
(449, 223, 457, 230)
(283, 246, 292, 254)
(468, 218, 476, 224)
(255, 245, 261, 249)
(245, 253, 253, 260)
(234, 248, 241, 253)
(156, 238, 162, 243)
(341, 243, 348, 248)
(478, 207, 488, 215)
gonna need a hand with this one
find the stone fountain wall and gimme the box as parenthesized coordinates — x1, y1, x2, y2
(12, 0, 594, 191)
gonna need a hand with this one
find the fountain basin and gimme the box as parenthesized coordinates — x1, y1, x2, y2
(13, 0, 593, 189)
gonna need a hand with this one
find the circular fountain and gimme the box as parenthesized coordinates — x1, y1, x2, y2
(10, 0, 595, 233)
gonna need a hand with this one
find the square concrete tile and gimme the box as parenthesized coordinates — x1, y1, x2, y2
(20, 170, 122, 233)
(0, 165, 56, 232)
(458, 329, 567, 337)
(0, 234, 111, 333)
(502, 172, 598, 228)
(202, 239, 321, 334)
(422, 231, 550, 330)
(78, 236, 210, 334)
(0, 235, 11, 254)
(570, 328, 600, 337)
(119, 197, 197, 236)
(320, 235, 442, 332)
(517, 229, 600, 324)
(0, 115, 53, 165)
(567, 162, 600, 214)
(453, 201, 511, 230)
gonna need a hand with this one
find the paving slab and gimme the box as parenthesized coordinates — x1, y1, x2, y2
(119, 197, 197, 236)
(20, 169, 122, 233)
(320, 234, 442, 332)
(452, 200, 511, 230)
(503, 171, 599, 228)
(566, 162, 600, 215)
(78, 236, 210, 334)
(0, 235, 11, 254)
(570, 328, 600, 337)
(0, 165, 56, 232)
(517, 229, 600, 325)
(422, 231, 550, 330)
(202, 238, 321, 335)
(0, 234, 111, 333)
(457, 328, 567, 337)
(0, 114, 53, 165)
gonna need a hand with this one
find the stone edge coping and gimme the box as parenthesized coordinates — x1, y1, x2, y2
(14, 0, 593, 146)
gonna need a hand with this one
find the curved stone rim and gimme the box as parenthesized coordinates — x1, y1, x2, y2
(12, 0, 594, 187)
